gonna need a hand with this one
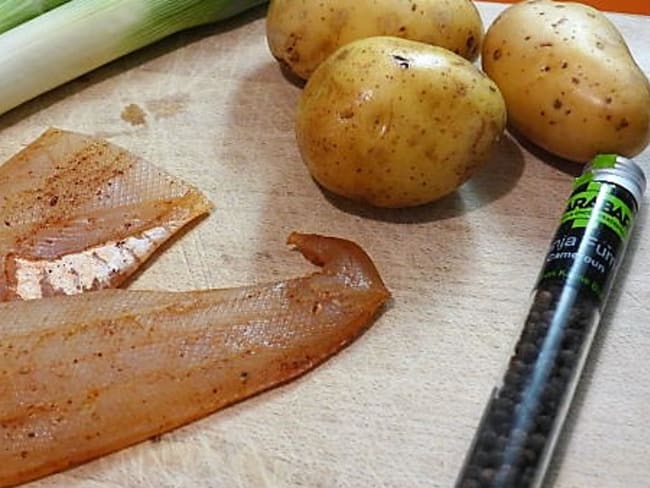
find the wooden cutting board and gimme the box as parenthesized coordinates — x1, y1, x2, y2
(0, 3, 649, 487)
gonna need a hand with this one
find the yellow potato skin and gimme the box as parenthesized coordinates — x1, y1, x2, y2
(296, 36, 506, 208)
(482, 0, 650, 162)
(266, 0, 483, 80)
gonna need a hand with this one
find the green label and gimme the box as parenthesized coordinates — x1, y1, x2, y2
(591, 154, 619, 169)
(572, 154, 618, 188)
(539, 168, 637, 304)
(561, 181, 634, 240)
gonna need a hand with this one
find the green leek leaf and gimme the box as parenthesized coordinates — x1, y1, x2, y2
(0, 0, 268, 116)
(0, 0, 71, 34)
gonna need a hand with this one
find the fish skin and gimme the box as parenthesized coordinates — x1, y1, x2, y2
(0, 128, 213, 301)
(0, 232, 390, 487)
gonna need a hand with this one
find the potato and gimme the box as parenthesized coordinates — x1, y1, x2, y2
(266, 0, 483, 80)
(295, 36, 506, 208)
(482, 0, 650, 162)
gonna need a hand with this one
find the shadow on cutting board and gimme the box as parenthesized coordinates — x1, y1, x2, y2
(507, 125, 586, 178)
(0, 4, 269, 133)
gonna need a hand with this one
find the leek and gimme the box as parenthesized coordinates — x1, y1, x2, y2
(0, 0, 71, 34)
(0, 0, 267, 116)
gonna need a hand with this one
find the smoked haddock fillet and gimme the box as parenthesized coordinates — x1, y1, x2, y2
(0, 233, 390, 487)
(0, 128, 212, 301)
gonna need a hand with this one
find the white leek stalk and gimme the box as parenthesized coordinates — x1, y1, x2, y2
(0, 0, 72, 34)
(0, 0, 267, 116)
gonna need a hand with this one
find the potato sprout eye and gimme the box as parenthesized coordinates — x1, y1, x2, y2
(392, 55, 411, 69)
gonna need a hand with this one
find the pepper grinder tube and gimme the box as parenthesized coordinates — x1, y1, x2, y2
(456, 155, 646, 488)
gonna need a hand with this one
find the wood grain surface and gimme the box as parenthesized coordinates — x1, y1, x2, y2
(0, 2, 648, 487)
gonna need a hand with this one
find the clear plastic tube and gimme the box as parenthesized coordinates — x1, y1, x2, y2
(456, 155, 646, 488)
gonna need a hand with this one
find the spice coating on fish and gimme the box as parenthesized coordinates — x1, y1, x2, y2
(0, 128, 212, 301)
(0, 232, 390, 487)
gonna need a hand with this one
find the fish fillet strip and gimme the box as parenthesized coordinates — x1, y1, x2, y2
(0, 232, 390, 487)
(0, 128, 213, 301)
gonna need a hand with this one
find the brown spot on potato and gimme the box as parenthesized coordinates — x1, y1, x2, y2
(339, 109, 354, 119)
(283, 32, 302, 64)
(553, 99, 563, 109)
(616, 118, 629, 130)
(571, 77, 580, 84)
(493, 49, 502, 60)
